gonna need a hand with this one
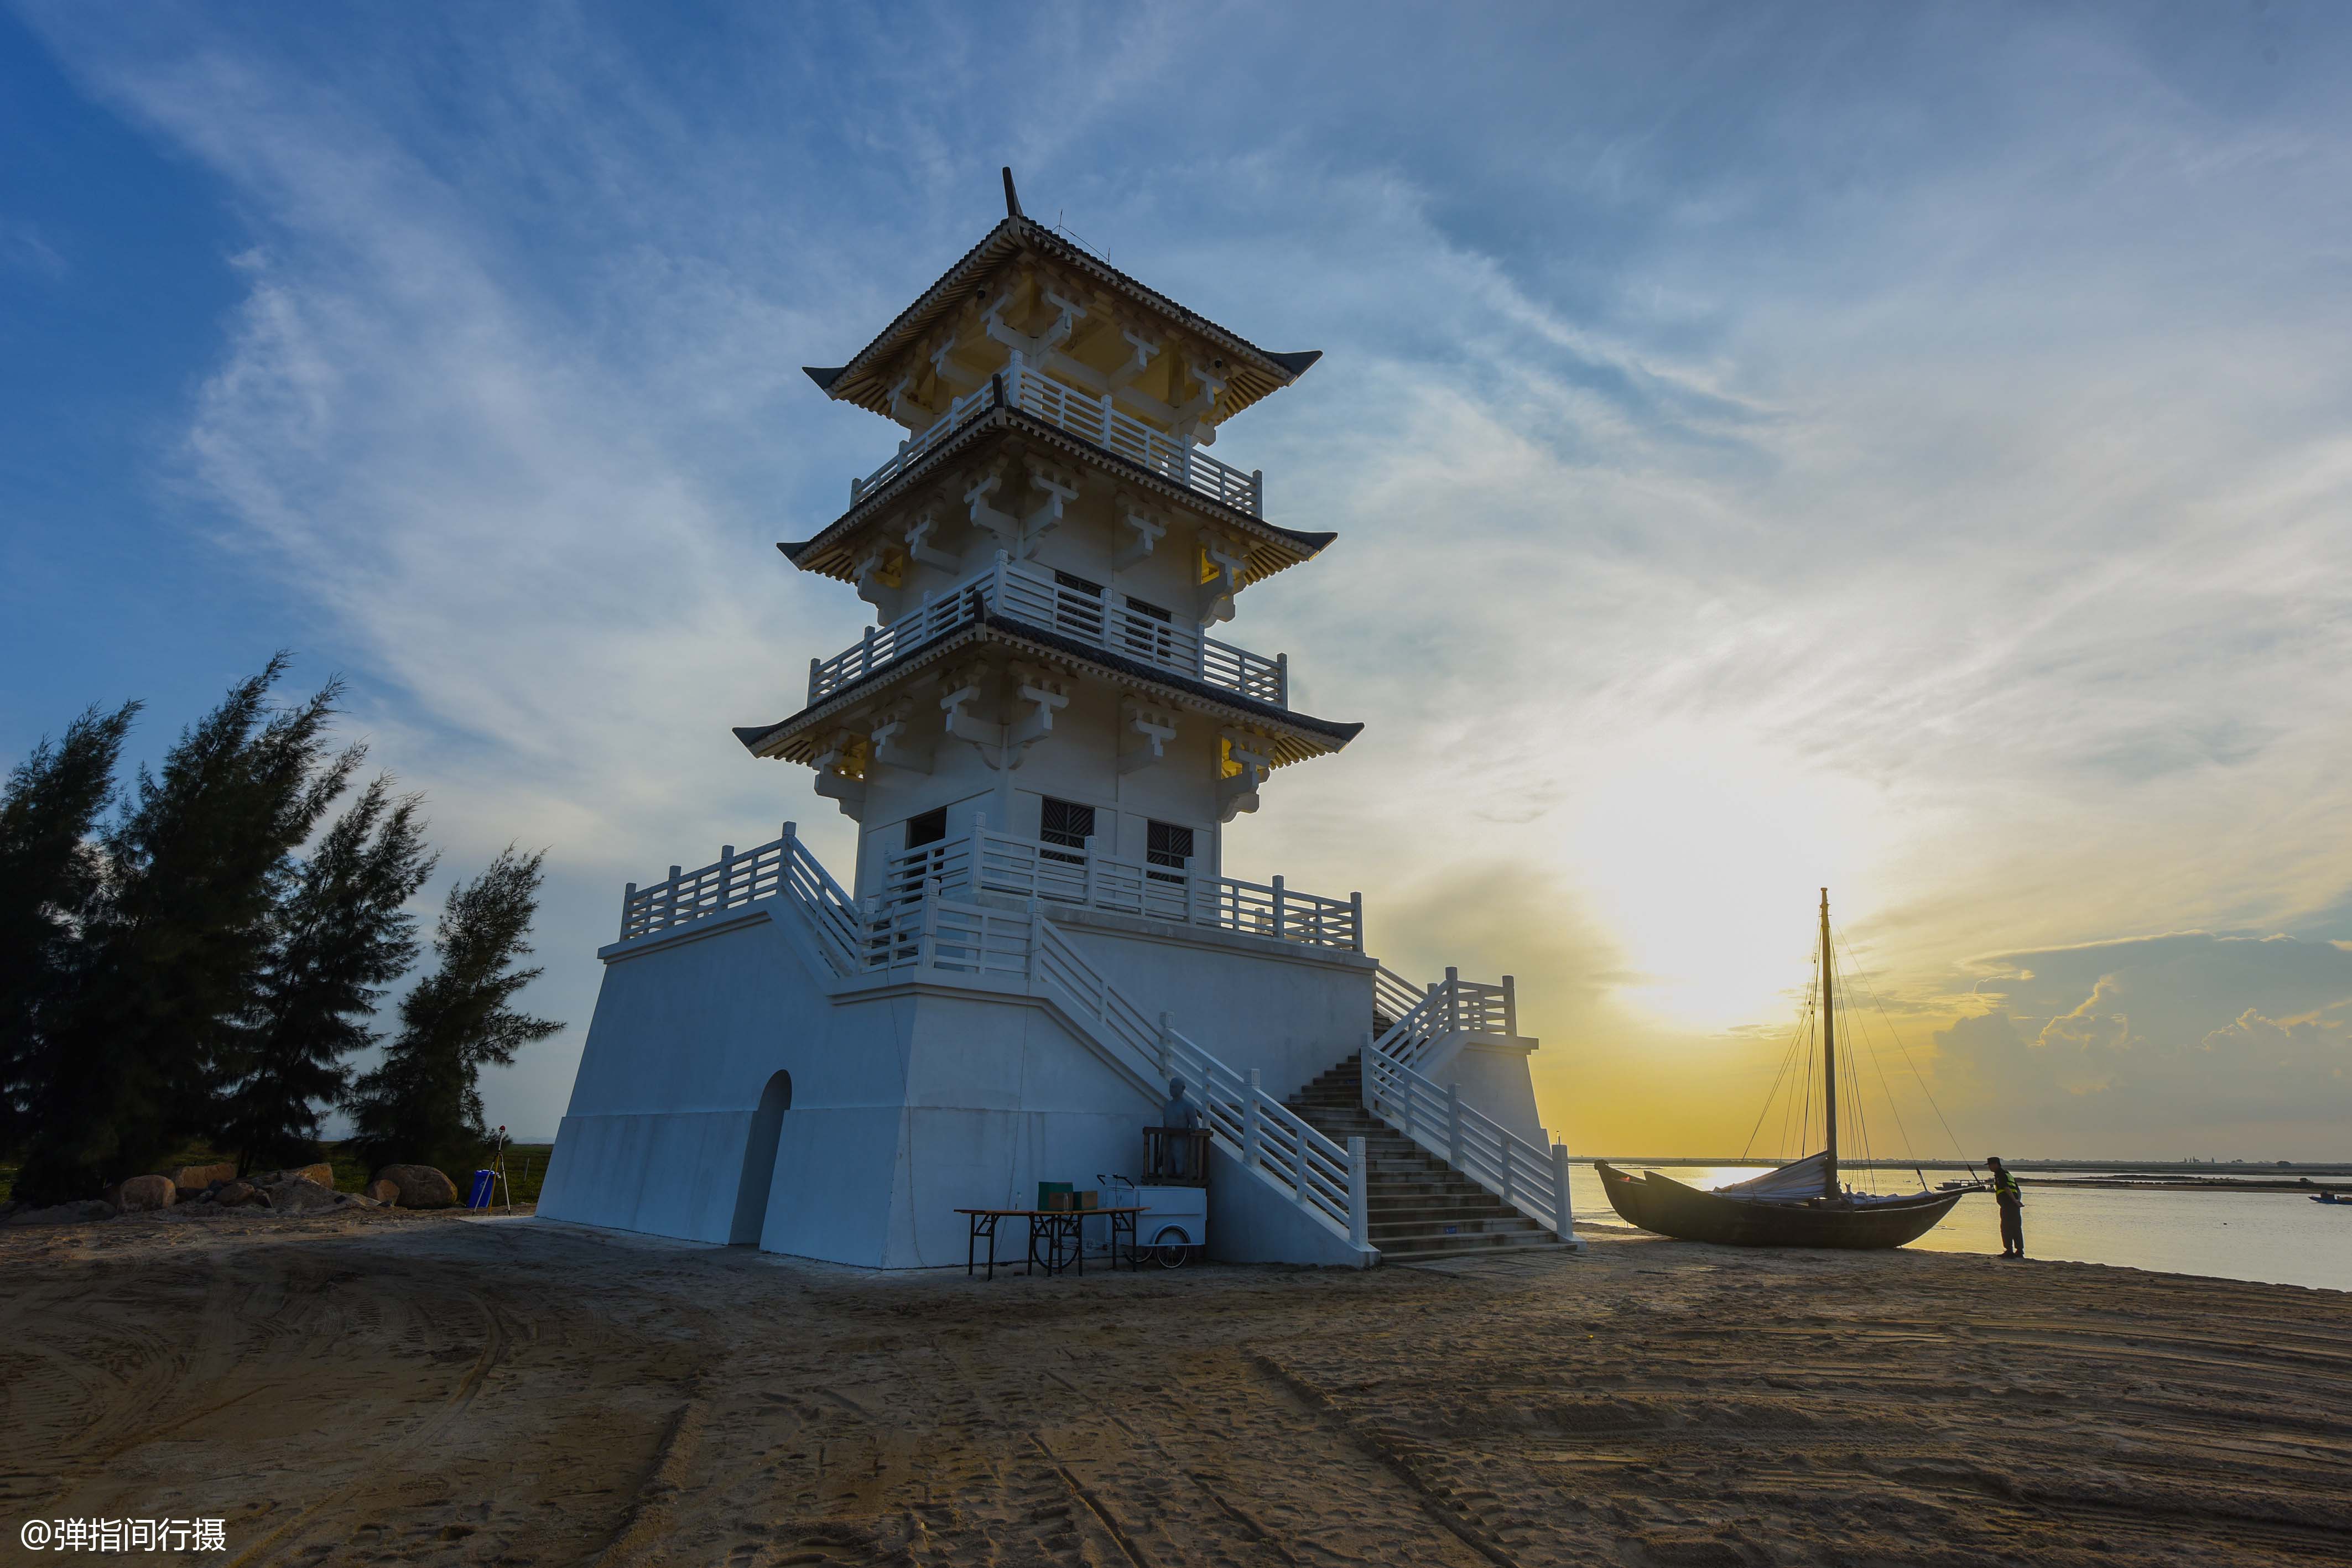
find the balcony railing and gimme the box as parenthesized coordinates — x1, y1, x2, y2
(880, 824, 1361, 952)
(850, 355, 1263, 518)
(617, 825, 1364, 958)
(807, 553, 1287, 707)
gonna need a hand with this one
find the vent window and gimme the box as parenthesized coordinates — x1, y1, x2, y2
(1147, 820, 1195, 871)
(1040, 798, 1097, 858)
(905, 808, 946, 850)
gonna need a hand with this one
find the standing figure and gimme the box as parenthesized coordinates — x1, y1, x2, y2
(1987, 1155, 2025, 1258)
(1159, 1077, 1200, 1179)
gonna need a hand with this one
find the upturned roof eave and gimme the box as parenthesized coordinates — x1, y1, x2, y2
(732, 614, 1361, 768)
(807, 216, 1319, 424)
(776, 404, 1336, 584)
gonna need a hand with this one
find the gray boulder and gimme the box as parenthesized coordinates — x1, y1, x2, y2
(250, 1163, 336, 1191)
(164, 1162, 237, 1196)
(262, 1178, 341, 1215)
(214, 1179, 266, 1208)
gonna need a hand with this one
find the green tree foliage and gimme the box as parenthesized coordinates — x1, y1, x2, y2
(12, 658, 355, 1205)
(220, 775, 437, 1172)
(346, 846, 563, 1176)
(0, 702, 141, 1154)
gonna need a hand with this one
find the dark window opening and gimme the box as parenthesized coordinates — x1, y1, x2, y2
(905, 808, 947, 850)
(1040, 797, 1096, 863)
(1049, 571, 1107, 640)
(1147, 820, 1195, 881)
(1120, 594, 1177, 658)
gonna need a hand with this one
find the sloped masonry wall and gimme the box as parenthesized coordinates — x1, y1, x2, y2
(1045, 904, 1377, 1102)
(541, 906, 1165, 1268)
(538, 909, 899, 1255)
(1414, 1036, 1548, 1151)
(542, 893, 1533, 1268)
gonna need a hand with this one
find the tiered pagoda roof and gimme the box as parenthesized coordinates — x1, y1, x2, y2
(802, 214, 1321, 425)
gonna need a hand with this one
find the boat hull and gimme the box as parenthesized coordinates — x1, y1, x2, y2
(1595, 1163, 1966, 1250)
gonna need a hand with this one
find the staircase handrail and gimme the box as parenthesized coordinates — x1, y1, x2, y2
(1026, 919, 1365, 1247)
(1370, 967, 1519, 1069)
(620, 838, 1370, 1251)
(1372, 964, 1425, 1032)
(1156, 1015, 1360, 1240)
(1361, 1033, 1578, 1244)
(619, 824, 861, 974)
(1370, 981, 1449, 1069)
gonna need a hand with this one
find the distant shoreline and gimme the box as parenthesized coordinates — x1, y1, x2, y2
(1589, 1157, 2352, 1176)
(1588, 1157, 2352, 1196)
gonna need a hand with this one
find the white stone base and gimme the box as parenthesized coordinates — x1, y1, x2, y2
(539, 901, 1397, 1268)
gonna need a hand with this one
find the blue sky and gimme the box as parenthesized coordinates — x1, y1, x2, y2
(7, 2, 2350, 1155)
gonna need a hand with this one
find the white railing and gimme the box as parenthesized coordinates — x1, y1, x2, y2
(1370, 966, 1515, 1070)
(850, 356, 1264, 518)
(1361, 1034, 1578, 1245)
(618, 825, 861, 971)
(806, 551, 1287, 708)
(856, 874, 1368, 1251)
(851, 378, 996, 503)
(1159, 1014, 1365, 1247)
(1024, 919, 1365, 1247)
(618, 836, 1368, 1251)
(884, 824, 1361, 952)
(860, 881, 1034, 977)
(1373, 964, 1425, 1032)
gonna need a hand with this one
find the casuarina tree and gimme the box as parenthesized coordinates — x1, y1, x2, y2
(12, 658, 356, 1205)
(346, 846, 563, 1176)
(220, 774, 437, 1172)
(0, 702, 141, 1155)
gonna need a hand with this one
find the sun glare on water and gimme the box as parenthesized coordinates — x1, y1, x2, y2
(1563, 728, 1901, 1033)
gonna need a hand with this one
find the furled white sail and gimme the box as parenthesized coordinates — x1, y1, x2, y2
(1715, 1153, 1831, 1202)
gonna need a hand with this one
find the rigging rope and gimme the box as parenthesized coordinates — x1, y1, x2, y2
(1740, 986, 1815, 1164)
(1832, 966, 1876, 1190)
(1835, 928, 1932, 1192)
(1797, 969, 1818, 1163)
(1742, 949, 1818, 1164)
(1783, 996, 1816, 1161)
(1831, 927, 1973, 1170)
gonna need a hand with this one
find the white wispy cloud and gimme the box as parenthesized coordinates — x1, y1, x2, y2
(15, 1, 2352, 1151)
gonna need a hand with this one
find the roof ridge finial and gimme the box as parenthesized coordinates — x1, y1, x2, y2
(1002, 166, 1023, 220)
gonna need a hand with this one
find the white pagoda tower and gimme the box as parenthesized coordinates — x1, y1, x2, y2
(540, 175, 1580, 1268)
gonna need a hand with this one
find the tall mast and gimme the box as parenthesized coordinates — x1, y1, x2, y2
(1819, 888, 1838, 1197)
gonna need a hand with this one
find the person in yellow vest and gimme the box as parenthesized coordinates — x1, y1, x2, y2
(1987, 1156, 2025, 1258)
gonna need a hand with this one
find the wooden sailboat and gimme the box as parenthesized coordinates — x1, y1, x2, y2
(1595, 890, 1967, 1250)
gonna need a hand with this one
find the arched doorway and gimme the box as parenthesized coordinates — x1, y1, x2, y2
(730, 1070, 792, 1246)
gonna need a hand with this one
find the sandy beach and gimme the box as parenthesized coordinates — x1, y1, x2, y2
(3, 1208, 2346, 1567)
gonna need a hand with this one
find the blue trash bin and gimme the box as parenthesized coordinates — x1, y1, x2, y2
(467, 1169, 495, 1209)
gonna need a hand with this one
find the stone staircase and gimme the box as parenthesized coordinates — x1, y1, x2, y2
(1288, 1054, 1567, 1262)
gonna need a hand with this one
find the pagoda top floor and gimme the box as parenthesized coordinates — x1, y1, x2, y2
(804, 184, 1320, 448)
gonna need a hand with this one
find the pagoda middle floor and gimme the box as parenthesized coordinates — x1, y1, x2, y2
(537, 825, 1581, 1268)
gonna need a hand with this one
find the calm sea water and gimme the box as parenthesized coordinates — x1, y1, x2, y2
(1575, 1165, 2352, 1294)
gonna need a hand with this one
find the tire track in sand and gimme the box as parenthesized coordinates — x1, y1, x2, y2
(223, 1279, 510, 1568)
